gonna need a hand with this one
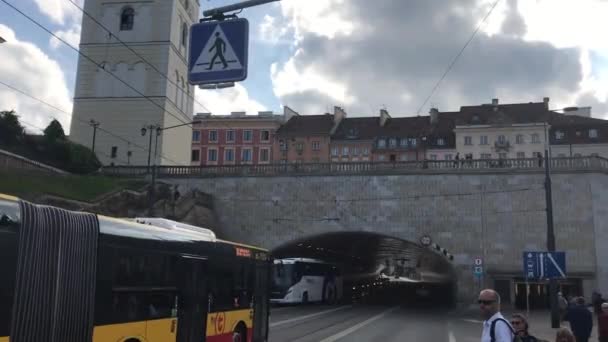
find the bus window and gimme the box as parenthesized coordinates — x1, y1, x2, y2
(0, 214, 18, 338)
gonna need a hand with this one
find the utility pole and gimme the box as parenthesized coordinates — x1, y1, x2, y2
(544, 121, 560, 329)
(89, 120, 100, 153)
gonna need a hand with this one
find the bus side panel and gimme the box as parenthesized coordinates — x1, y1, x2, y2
(146, 318, 177, 342)
(206, 309, 252, 341)
(0, 337, 8, 342)
(93, 322, 147, 342)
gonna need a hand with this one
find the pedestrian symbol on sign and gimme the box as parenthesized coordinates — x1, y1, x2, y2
(191, 25, 243, 74)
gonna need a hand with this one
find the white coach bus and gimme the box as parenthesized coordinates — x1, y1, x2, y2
(270, 258, 342, 304)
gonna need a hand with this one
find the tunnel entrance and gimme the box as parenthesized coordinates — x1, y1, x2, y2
(271, 232, 457, 308)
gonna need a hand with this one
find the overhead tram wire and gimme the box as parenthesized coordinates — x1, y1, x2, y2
(415, 0, 503, 115)
(65, 0, 213, 114)
(0, 0, 194, 130)
(0, 80, 185, 165)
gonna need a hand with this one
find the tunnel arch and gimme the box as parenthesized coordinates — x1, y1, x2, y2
(271, 231, 458, 306)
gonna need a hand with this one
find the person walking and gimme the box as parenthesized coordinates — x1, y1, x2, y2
(565, 297, 593, 342)
(599, 302, 608, 342)
(555, 327, 576, 342)
(558, 292, 569, 322)
(511, 313, 539, 342)
(479, 289, 514, 342)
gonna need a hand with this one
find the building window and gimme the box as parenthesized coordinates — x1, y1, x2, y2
(444, 154, 453, 160)
(208, 149, 218, 162)
(400, 139, 408, 147)
(312, 141, 320, 151)
(498, 152, 507, 159)
(533, 152, 542, 158)
(184, 0, 189, 10)
(429, 154, 437, 160)
(226, 130, 235, 142)
(181, 23, 188, 47)
(111, 146, 118, 158)
(378, 139, 386, 148)
(480, 136, 488, 145)
(243, 130, 253, 142)
(342, 147, 349, 156)
(517, 152, 525, 159)
(120, 7, 135, 31)
(331, 147, 339, 157)
(497, 135, 506, 144)
(378, 155, 386, 161)
(555, 130, 565, 140)
(242, 149, 252, 162)
(209, 130, 218, 142)
(191, 149, 200, 162)
(531, 133, 540, 144)
(516, 134, 524, 144)
(192, 130, 200, 142)
(464, 136, 472, 145)
(409, 138, 417, 147)
(389, 138, 397, 148)
(589, 129, 599, 138)
(279, 140, 287, 151)
(225, 149, 234, 162)
(362, 147, 370, 156)
(296, 142, 304, 152)
(437, 138, 445, 146)
(260, 148, 270, 162)
(261, 130, 270, 142)
(481, 153, 492, 159)
(352, 147, 359, 156)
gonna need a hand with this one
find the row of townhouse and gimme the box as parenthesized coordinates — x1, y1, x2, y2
(190, 98, 608, 166)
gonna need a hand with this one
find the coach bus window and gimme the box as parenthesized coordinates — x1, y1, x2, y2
(0, 208, 18, 338)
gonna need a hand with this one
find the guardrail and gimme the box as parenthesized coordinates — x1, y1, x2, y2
(100, 156, 608, 178)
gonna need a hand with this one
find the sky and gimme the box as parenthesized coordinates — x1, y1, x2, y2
(1, 0, 608, 134)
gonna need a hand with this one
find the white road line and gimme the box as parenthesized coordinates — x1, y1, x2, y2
(269, 306, 352, 328)
(448, 321, 457, 342)
(318, 306, 400, 342)
(462, 318, 484, 324)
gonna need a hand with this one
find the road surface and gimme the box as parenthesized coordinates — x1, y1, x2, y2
(269, 304, 483, 342)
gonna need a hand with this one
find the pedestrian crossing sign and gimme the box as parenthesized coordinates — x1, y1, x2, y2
(188, 18, 249, 85)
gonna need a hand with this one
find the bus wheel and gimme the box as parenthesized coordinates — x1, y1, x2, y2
(233, 324, 247, 342)
(302, 292, 309, 304)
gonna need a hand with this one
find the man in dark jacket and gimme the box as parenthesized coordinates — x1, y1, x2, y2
(565, 297, 593, 342)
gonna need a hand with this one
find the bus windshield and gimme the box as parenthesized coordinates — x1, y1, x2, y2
(272, 263, 297, 290)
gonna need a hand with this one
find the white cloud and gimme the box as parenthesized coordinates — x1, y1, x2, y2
(271, 53, 355, 106)
(32, 0, 83, 26)
(258, 15, 289, 44)
(279, 0, 355, 42)
(50, 24, 82, 49)
(194, 84, 266, 114)
(0, 25, 73, 133)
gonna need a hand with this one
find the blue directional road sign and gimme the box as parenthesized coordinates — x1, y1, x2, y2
(188, 18, 249, 85)
(523, 251, 566, 279)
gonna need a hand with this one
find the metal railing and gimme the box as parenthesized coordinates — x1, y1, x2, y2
(100, 156, 608, 178)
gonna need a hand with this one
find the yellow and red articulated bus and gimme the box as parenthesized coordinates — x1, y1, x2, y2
(0, 194, 270, 342)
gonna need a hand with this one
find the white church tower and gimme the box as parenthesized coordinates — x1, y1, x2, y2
(70, 0, 199, 166)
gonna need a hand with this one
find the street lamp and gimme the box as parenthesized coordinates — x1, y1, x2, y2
(147, 120, 201, 214)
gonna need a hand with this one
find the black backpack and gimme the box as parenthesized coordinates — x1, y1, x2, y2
(490, 318, 523, 342)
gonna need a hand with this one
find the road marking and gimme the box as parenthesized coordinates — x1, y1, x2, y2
(270, 306, 351, 328)
(448, 321, 457, 342)
(318, 306, 400, 342)
(462, 318, 484, 324)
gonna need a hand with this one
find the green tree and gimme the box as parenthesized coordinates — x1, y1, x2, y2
(43, 119, 66, 142)
(0, 110, 24, 145)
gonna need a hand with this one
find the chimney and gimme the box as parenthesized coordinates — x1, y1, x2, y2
(331, 106, 347, 134)
(380, 109, 391, 127)
(492, 98, 499, 106)
(333, 106, 347, 125)
(543, 97, 550, 109)
(429, 108, 439, 125)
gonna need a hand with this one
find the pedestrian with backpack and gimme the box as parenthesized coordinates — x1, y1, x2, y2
(479, 289, 516, 342)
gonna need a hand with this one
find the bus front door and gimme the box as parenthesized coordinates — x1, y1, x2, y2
(177, 256, 208, 342)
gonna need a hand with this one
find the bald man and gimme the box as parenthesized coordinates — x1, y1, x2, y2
(479, 289, 514, 342)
